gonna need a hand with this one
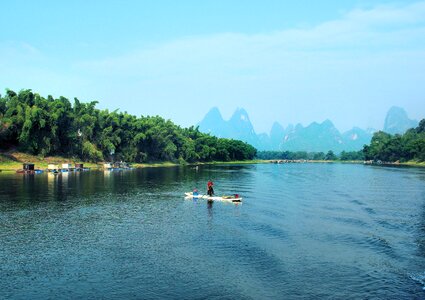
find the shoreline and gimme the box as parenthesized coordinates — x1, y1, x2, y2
(0, 158, 267, 173)
(1, 152, 424, 172)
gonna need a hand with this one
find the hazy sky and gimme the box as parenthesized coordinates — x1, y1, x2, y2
(1, 0, 424, 133)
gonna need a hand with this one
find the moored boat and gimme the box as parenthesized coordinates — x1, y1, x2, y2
(16, 163, 44, 174)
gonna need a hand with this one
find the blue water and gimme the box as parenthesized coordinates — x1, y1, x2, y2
(1, 163, 425, 299)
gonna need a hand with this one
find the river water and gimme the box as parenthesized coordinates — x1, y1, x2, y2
(1, 163, 425, 299)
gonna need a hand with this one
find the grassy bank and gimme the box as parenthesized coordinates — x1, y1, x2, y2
(396, 161, 425, 167)
(0, 152, 100, 172)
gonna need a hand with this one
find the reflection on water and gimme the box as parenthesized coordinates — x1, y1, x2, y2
(1, 164, 425, 299)
(207, 199, 214, 227)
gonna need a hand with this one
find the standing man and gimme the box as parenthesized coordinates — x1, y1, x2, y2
(207, 180, 214, 196)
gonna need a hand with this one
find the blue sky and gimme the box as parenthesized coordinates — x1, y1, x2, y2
(1, 0, 424, 133)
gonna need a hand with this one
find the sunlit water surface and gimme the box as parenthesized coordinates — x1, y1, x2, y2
(1, 163, 425, 299)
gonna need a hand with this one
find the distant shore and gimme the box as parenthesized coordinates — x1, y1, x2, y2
(1, 152, 424, 172)
(265, 159, 425, 167)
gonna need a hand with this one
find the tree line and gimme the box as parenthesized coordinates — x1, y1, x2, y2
(256, 150, 364, 161)
(363, 120, 425, 162)
(0, 89, 257, 162)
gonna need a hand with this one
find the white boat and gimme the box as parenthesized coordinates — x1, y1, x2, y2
(184, 192, 242, 202)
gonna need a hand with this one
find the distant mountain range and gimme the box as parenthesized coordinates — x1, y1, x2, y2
(198, 106, 419, 152)
(199, 107, 259, 148)
(383, 106, 418, 135)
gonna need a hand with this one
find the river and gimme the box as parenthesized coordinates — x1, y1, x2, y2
(1, 163, 425, 299)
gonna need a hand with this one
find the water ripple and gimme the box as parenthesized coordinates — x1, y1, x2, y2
(410, 272, 425, 290)
(1, 164, 425, 298)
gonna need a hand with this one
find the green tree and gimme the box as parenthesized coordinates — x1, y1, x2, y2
(324, 150, 337, 161)
(0, 88, 259, 163)
(313, 152, 325, 160)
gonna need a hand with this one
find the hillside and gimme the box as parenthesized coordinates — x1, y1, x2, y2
(0, 89, 256, 163)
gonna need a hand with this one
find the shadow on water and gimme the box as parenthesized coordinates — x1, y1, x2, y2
(207, 200, 214, 227)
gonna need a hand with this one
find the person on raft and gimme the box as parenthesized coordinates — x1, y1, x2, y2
(207, 180, 214, 196)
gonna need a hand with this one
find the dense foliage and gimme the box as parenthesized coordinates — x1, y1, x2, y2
(0, 89, 256, 162)
(256, 150, 364, 161)
(363, 120, 425, 162)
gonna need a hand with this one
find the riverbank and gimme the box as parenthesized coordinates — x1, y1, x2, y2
(393, 161, 425, 167)
(1, 151, 424, 172)
(0, 152, 267, 172)
(0, 152, 100, 172)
